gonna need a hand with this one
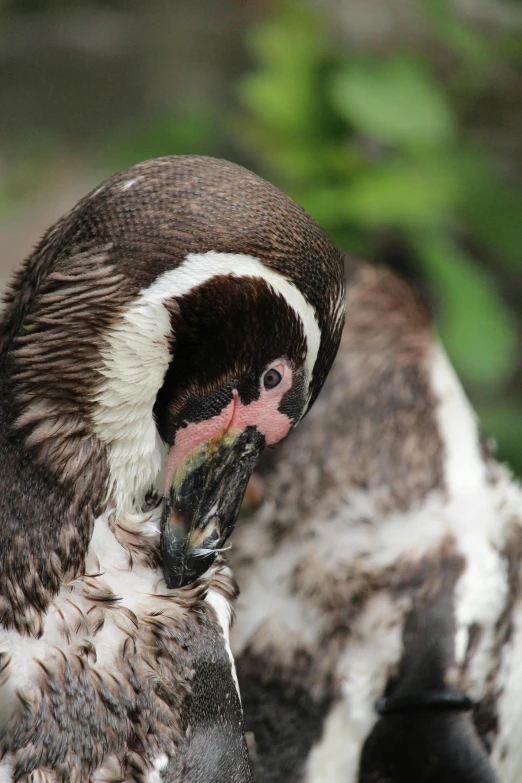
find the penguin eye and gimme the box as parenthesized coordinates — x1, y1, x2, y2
(262, 367, 283, 390)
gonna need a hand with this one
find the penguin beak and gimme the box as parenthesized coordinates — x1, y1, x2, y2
(160, 426, 265, 589)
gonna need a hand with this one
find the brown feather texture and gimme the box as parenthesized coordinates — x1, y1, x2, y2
(0, 155, 344, 629)
(0, 156, 345, 782)
(231, 262, 522, 783)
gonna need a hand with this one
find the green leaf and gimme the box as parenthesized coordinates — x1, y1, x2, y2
(245, 2, 324, 73)
(461, 159, 522, 271)
(237, 70, 317, 137)
(343, 159, 460, 228)
(329, 56, 455, 149)
(413, 234, 518, 389)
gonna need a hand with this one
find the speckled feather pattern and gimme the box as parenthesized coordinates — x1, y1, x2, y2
(0, 511, 243, 782)
(231, 264, 522, 783)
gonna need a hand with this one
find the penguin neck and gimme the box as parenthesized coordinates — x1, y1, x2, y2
(0, 368, 109, 637)
(0, 265, 170, 636)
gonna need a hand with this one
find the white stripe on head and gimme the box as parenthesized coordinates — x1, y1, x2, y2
(145, 251, 322, 387)
(92, 251, 321, 512)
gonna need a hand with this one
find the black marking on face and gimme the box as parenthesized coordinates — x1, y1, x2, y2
(278, 366, 307, 424)
(154, 275, 308, 444)
(160, 381, 237, 443)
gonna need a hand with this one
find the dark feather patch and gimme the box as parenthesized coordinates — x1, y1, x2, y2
(236, 650, 333, 783)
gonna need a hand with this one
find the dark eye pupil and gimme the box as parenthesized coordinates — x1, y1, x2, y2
(263, 369, 282, 389)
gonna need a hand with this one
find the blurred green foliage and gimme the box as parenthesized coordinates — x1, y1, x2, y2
(234, 0, 522, 474)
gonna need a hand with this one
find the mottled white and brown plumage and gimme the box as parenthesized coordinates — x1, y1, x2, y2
(231, 261, 522, 783)
(0, 156, 345, 782)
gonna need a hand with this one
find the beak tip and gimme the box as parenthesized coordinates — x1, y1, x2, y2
(162, 548, 218, 590)
(162, 563, 179, 590)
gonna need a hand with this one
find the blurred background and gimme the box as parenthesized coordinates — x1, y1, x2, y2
(1, 0, 521, 472)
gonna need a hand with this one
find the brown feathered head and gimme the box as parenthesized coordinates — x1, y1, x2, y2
(0, 155, 344, 623)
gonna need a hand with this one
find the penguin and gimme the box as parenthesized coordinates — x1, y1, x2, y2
(0, 156, 345, 783)
(231, 261, 521, 783)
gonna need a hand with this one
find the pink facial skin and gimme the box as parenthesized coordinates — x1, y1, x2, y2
(164, 360, 294, 491)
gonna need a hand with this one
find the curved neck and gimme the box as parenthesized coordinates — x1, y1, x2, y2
(0, 370, 106, 636)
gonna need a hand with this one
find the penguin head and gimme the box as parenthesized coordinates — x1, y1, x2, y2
(3, 155, 345, 590)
